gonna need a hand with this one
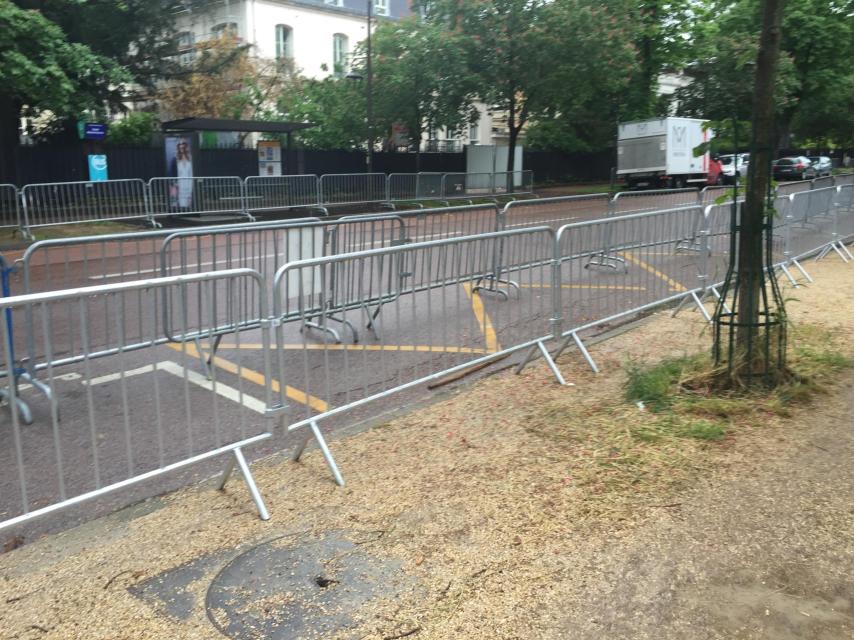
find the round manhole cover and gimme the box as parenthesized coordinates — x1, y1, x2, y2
(205, 531, 410, 638)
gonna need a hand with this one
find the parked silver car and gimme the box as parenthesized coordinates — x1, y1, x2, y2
(807, 156, 833, 177)
(719, 153, 749, 184)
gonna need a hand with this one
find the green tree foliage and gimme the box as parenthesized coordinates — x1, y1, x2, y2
(622, 0, 696, 120)
(524, 0, 641, 153)
(0, 2, 129, 179)
(676, 0, 852, 149)
(106, 112, 159, 146)
(417, 0, 566, 171)
(278, 76, 367, 150)
(367, 18, 477, 155)
(0, 3, 128, 114)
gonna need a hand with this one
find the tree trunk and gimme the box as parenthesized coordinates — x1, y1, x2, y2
(733, 0, 786, 374)
(506, 94, 517, 175)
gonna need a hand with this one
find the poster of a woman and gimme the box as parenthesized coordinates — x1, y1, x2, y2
(165, 137, 194, 209)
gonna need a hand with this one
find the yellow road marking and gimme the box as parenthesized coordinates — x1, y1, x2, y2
(214, 343, 489, 354)
(519, 283, 647, 291)
(167, 342, 328, 413)
(618, 252, 687, 292)
(462, 282, 500, 353)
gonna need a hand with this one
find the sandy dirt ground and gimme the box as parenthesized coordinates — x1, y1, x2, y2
(0, 254, 852, 640)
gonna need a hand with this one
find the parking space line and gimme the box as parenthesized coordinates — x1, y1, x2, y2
(85, 360, 267, 414)
(85, 364, 158, 385)
(211, 343, 490, 354)
(18, 372, 81, 391)
(519, 283, 647, 291)
(462, 282, 500, 353)
(618, 252, 687, 292)
(167, 343, 328, 413)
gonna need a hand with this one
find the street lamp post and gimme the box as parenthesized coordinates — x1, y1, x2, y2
(365, 0, 373, 174)
(346, 1, 374, 172)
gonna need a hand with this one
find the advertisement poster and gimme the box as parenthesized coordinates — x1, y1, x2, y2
(257, 140, 282, 176)
(87, 155, 108, 182)
(165, 136, 194, 209)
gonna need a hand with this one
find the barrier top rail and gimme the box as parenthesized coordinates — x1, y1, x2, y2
(272, 225, 555, 294)
(612, 187, 698, 200)
(556, 202, 704, 233)
(1, 267, 264, 310)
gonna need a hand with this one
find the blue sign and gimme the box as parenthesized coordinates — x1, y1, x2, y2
(88, 155, 108, 182)
(83, 123, 108, 140)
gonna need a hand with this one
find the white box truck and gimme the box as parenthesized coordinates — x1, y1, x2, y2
(617, 117, 713, 189)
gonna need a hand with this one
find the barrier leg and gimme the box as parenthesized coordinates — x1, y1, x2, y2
(840, 241, 854, 261)
(584, 252, 628, 272)
(708, 285, 729, 312)
(778, 264, 799, 287)
(308, 420, 345, 487)
(569, 331, 599, 374)
(690, 291, 712, 322)
(303, 314, 358, 344)
(218, 447, 270, 521)
(791, 258, 813, 283)
(830, 242, 850, 263)
(472, 276, 519, 300)
(815, 244, 834, 261)
(514, 340, 568, 385)
(194, 335, 224, 378)
(0, 385, 33, 425)
(363, 303, 383, 339)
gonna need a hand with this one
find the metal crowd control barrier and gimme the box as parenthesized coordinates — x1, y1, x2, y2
(441, 172, 494, 199)
(393, 203, 501, 242)
(159, 215, 408, 347)
(501, 193, 610, 231)
(20, 179, 150, 237)
(492, 170, 535, 196)
(387, 172, 444, 202)
(549, 205, 708, 370)
(268, 227, 558, 485)
(244, 174, 322, 214)
(700, 185, 734, 204)
(16, 219, 319, 385)
(0, 268, 273, 532)
(787, 187, 839, 265)
(1, 184, 20, 230)
(611, 187, 699, 214)
(835, 173, 854, 187)
(775, 180, 812, 197)
(147, 176, 252, 221)
(812, 176, 835, 190)
(320, 173, 387, 206)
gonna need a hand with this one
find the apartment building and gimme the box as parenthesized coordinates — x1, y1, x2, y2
(172, 1, 510, 152)
(175, 0, 413, 78)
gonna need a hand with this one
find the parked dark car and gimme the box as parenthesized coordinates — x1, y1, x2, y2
(807, 156, 833, 177)
(773, 156, 816, 181)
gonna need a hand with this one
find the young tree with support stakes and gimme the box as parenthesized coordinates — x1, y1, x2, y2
(712, 0, 788, 387)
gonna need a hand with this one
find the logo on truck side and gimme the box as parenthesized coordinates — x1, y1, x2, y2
(672, 125, 687, 157)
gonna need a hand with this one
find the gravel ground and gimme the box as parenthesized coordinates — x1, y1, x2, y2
(0, 254, 852, 640)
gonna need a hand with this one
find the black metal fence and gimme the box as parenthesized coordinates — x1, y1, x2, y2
(6, 144, 618, 186)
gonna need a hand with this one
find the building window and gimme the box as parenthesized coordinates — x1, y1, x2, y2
(212, 22, 238, 39)
(333, 33, 349, 74)
(374, 0, 389, 16)
(275, 24, 293, 60)
(469, 121, 479, 144)
(177, 31, 196, 65)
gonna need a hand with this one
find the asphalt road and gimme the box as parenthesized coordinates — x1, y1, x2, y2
(0, 192, 725, 545)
